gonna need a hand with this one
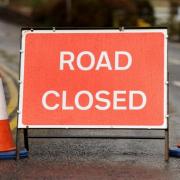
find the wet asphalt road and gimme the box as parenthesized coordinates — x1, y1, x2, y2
(0, 19, 180, 179)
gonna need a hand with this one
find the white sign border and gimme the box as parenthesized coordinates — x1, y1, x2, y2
(18, 29, 168, 129)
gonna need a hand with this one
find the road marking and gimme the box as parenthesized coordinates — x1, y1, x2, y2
(10, 116, 17, 130)
(0, 64, 18, 80)
(0, 64, 18, 130)
(1, 70, 18, 115)
(172, 80, 180, 88)
(169, 59, 180, 65)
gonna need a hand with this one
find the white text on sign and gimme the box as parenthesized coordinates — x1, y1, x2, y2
(41, 50, 147, 111)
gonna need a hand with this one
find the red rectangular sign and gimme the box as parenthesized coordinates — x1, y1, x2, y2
(18, 29, 167, 128)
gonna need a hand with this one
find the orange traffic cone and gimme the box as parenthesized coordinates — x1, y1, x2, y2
(0, 77, 16, 152)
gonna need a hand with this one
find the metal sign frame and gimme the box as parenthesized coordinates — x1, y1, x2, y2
(16, 27, 169, 161)
(18, 27, 168, 129)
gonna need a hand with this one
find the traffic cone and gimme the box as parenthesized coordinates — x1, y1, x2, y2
(0, 77, 16, 152)
(0, 76, 29, 159)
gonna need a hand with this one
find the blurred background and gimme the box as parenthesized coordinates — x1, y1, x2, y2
(0, 0, 180, 40)
(1, 1, 180, 179)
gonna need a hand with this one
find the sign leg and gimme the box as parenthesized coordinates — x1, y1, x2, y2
(24, 128, 29, 151)
(165, 129, 169, 161)
(16, 128, 20, 160)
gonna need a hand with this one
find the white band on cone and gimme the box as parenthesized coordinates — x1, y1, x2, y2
(0, 78, 8, 120)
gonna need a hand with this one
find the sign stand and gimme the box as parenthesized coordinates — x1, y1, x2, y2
(16, 28, 169, 161)
(16, 127, 169, 161)
(16, 71, 170, 160)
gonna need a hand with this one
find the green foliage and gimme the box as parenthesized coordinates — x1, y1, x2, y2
(12, 0, 155, 27)
(31, 0, 44, 7)
(134, 0, 155, 25)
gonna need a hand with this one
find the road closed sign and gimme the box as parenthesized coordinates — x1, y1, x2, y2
(18, 28, 168, 129)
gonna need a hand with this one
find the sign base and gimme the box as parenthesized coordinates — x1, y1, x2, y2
(0, 149, 28, 160)
(169, 147, 180, 158)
